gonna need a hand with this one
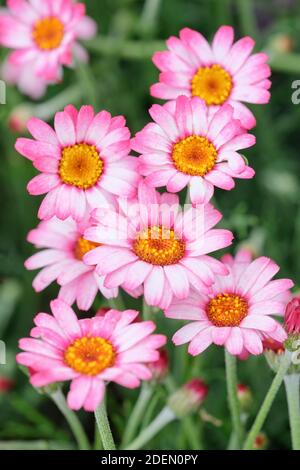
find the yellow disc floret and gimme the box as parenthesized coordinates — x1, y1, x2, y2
(191, 64, 232, 106)
(133, 226, 185, 266)
(64, 336, 115, 376)
(206, 293, 248, 327)
(59, 143, 103, 190)
(172, 135, 217, 176)
(32, 17, 64, 51)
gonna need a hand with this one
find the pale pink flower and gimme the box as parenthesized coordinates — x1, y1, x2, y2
(83, 182, 233, 309)
(0, 0, 97, 98)
(15, 105, 140, 221)
(17, 299, 166, 411)
(1, 59, 48, 100)
(165, 249, 293, 356)
(151, 26, 271, 129)
(25, 214, 118, 311)
(132, 96, 255, 205)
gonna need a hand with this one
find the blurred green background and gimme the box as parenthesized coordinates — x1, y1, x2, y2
(1, 0, 300, 450)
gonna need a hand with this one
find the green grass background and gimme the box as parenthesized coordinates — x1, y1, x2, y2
(1, 0, 300, 450)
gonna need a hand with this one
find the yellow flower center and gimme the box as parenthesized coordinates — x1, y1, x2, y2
(172, 135, 217, 176)
(64, 337, 115, 376)
(74, 237, 101, 261)
(133, 226, 185, 266)
(191, 64, 232, 106)
(206, 293, 248, 327)
(32, 17, 64, 51)
(59, 144, 104, 190)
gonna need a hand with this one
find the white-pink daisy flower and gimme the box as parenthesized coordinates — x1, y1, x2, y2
(132, 95, 255, 205)
(15, 105, 140, 221)
(25, 213, 118, 311)
(0, 0, 97, 98)
(83, 182, 233, 310)
(151, 26, 271, 129)
(165, 249, 293, 356)
(17, 299, 166, 411)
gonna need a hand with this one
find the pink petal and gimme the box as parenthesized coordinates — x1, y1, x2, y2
(225, 327, 243, 355)
(67, 376, 92, 411)
(27, 174, 60, 196)
(188, 327, 213, 355)
(144, 266, 165, 306)
(212, 26, 234, 61)
(50, 299, 82, 339)
(54, 111, 76, 147)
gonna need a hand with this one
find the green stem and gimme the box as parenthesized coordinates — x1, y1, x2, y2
(85, 36, 165, 60)
(121, 384, 153, 447)
(108, 293, 125, 311)
(143, 298, 153, 320)
(237, 0, 258, 38)
(124, 406, 175, 450)
(94, 400, 116, 450)
(284, 374, 300, 450)
(50, 389, 90, 450)
(34, 85, 82, 120)
(243, 352, 291, 450)
(225, 350, 243, 449)
(140, 0, 161, 35)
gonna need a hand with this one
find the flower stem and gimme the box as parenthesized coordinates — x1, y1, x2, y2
(243, 351, 291, 450)
(50, 389, 90, 450)
(108, 293, 125, 311)
(225, 350, 243, 449)
(94, 400, 116, 450)
(143, 298, 153, 320)
(124, 406, 176, 450)
(34, 85, 82, 120)
(85, 36, 165, 60)
(122, 383, 153, 447)
(284, 374, 300, 450)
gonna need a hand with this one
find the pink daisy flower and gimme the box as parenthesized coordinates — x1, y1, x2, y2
(15, 105, 140, 221)
(25, 213, 118, 311)
(0, 0, 97, 98)
(165, 249, 293, 356)
(17, 299, 166, 411)
(132, 95, 255, 205)
(151, 26, 271, 129)
(83, 182, 233, 309)
(1, 56, 48, 100)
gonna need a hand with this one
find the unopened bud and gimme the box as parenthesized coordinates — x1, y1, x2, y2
(95, 308, 110, 317)
(168, 378, 208, 417)
(253, 432, 268, 450)
(8, 104, 33, 133)
(148, 348, 169, 381)
(237, 384, 253, 412)
(271, 34, 294, 54)
(285, 297, 300, 335)
(0, 376, 14, 393)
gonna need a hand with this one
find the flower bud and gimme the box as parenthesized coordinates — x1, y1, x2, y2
(285, 297, 300, 335)
(148, 348, 169, 381)
(8, 104, 33, 133)
(168, 378, 208, 417)
(237, 384, 253, 413)
(0, 376, 14, 393)
(95, 308, 110, 317)
(271, 33, 294, 54)
(263, 337, 285, 373)
(253, 432, 268, 450)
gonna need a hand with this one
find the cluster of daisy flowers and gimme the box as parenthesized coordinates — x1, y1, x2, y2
(12, 11, 295, 419)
